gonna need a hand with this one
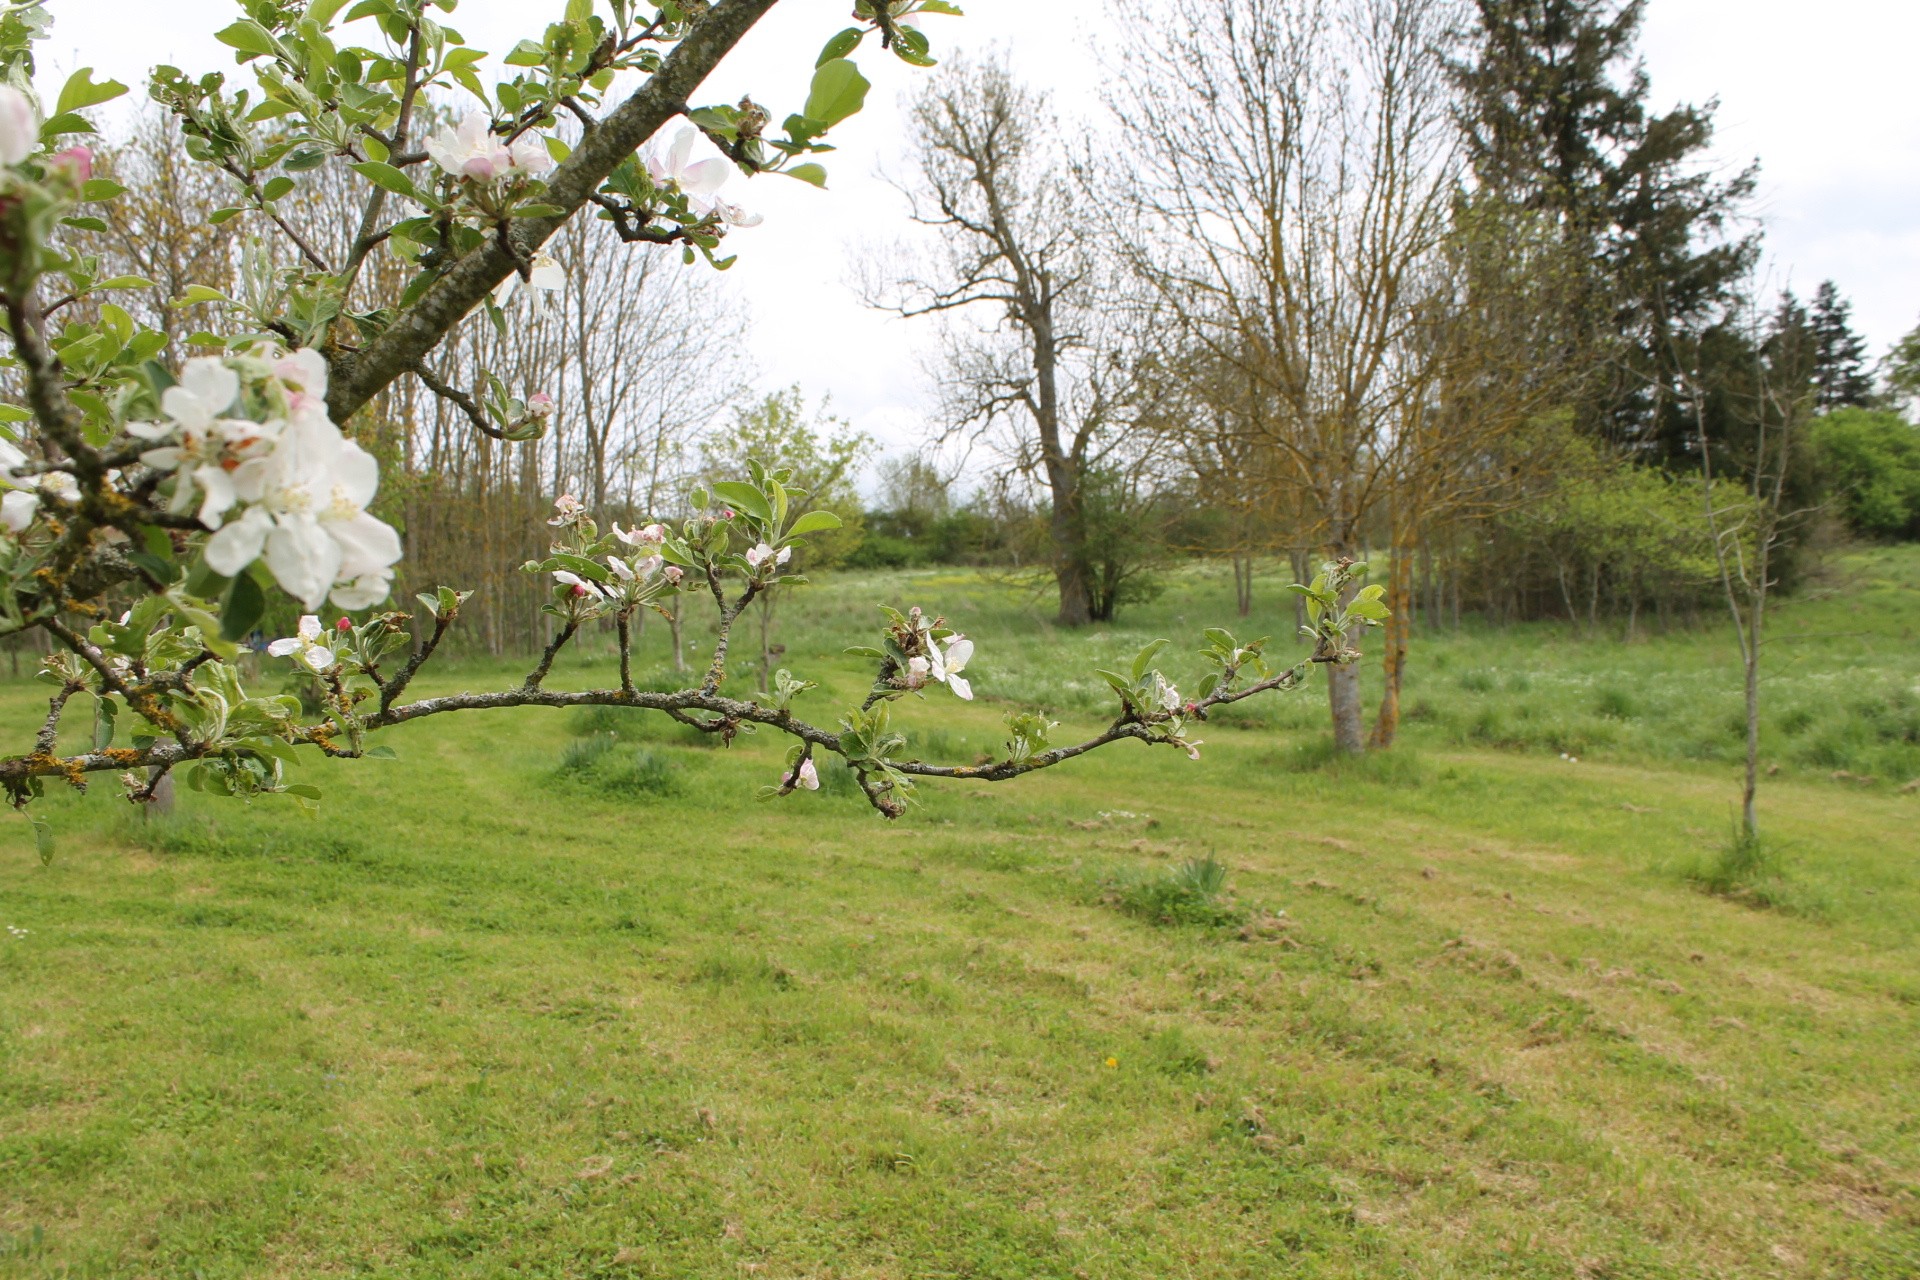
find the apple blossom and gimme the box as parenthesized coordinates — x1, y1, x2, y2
(0, 489, 36, 534)
(553, 569, 605, 600)
(267, 615, 333, 670)
(548, 494, 588, 527)
(928, 634, 974, 700)
(492, 252, 565, 306)
(643, 124, 733, 201)
(427, 112, 552, 184)
(613, 522, 667, 547)
(745, 541, 791, 570)
(203, 412, 401, 610)
(796, 758, 820, 790)
(127, 357, 281, 528)
(44, 145, 90, 186)
(525, 392, 556, 418)
(0, 86, 35, 167)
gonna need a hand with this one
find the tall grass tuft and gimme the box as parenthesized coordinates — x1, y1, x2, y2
(1100, 855, 1246, 928)
(1684, 820, 1826, 917)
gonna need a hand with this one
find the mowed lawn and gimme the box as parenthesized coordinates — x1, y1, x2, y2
(1, 554, 1917, 1278)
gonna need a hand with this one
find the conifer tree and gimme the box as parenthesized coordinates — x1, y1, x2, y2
(1808, 280, 1874, 411)
(1454, 0, 1758, 459)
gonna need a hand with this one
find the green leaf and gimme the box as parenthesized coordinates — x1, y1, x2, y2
(39, 112, 98, 140)
(710, 481, 772, 524)
(306, 0, 353, 27)
(80, 178, 127, 202)
(215, 19, 284, 59)
(503, 38, 546, 66)
(782, 162, 828, 188)
(816, 26, 863, 66)
(175, 285, 232, 306)
(220, 572, 267, 642)
(364, 745, 398, 760)
(351, 160, 421, 201)
(785, 510, 841, 537)
(1095, 670, 1136, 701)
(56, 68, 128, 117)
(260, 175, 296, 202)
(1131, 638, 1169, 683)
(59, 215, 109, 232)
(31, 817, 53, 866)
(95, 276, 153, 291)
(804, 58, 870, 129)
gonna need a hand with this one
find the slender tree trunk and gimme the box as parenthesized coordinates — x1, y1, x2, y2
(1369, 520, 1418, 750)
(668, 593, 687, 672)
(1324, 536, 1365, 755)
(1232, 553, 1253, 617)
(1289, 548, 1311, 632)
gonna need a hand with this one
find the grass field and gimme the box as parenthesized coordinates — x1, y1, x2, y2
(1, 547, 1916, 1278)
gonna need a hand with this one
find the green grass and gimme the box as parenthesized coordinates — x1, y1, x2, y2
(0, 548, 1917, 1277)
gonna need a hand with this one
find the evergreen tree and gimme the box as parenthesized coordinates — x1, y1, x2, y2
(1454, 0, 1759, 460)
(1808, 280, 1873, 411)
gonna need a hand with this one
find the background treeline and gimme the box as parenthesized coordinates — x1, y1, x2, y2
(23, 0, 1920, 691)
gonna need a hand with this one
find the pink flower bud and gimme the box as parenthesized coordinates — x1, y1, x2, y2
(720, 509, 735, 520)
(663, 566, 684, 584)
(570, 583, 588, 598)
(337, 617, 352, 632)
(526, 391, 555, 417)
(46, 146, 91, 186)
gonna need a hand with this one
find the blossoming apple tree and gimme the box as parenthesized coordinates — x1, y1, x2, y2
(0, 0, 1384, 848)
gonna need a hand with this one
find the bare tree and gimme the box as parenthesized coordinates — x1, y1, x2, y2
(1678, 287, 1812, 844)
(1106, 0, 1467, 752)
(867, 53, 1145, 625)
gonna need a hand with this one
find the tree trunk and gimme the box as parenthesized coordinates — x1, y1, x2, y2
(668, 594, 687, 672)
(1289, 549, 1311, 633)
(1369, 524, 1417, 750)
(1325, 541, 1365, 755)
(1232, 553, 1253, 617)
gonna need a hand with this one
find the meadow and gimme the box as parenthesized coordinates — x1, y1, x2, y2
(0, 547, 1916, 1278)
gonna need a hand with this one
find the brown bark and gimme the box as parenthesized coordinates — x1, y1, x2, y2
(1369, 521, 1418, 749)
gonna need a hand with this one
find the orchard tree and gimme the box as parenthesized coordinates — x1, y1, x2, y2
(0, 0, 1386, 843)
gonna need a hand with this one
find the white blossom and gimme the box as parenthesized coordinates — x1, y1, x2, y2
(127, 357, 281, 528)
(427, 111, 553, 183)
(553, 569, 606, 600)
(796, 758, 820, 790)
(644, 124, 733, 199)
(929, 633, 974, 700)
(492, 251, 565, 306)
(266, 615, 333, 670)
(613, 522, 668, 547)
(745, 541, 791, 570)
(548, 493, 587, 527)
(204, 413, 400, 610)
(0, 489, 36, 533)
(0, 86, 36, 167)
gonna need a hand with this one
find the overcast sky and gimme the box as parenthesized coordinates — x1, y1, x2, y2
(35, 0, 1920, 467)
